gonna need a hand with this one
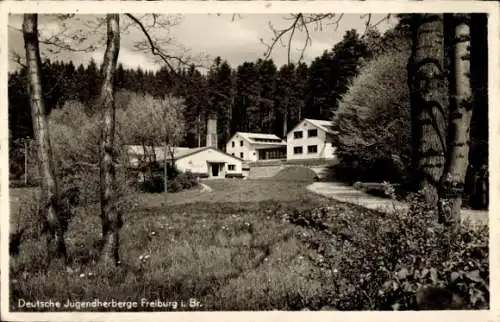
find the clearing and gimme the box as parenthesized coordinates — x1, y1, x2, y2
(9, 178, 337, 311)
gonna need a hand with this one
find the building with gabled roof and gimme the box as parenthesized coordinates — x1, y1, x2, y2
(127, 145, 243, 179)
(225, 132, 287, 162)
(286, 118, 337, 161)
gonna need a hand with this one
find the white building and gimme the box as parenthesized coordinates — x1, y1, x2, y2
(225, 132, 287, 162)
(286, 119, 337, 161)
(127, 145, 243, 179)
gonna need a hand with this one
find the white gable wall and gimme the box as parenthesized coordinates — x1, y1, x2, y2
(225, 133, 258, 162)
(286, 120, 336, 160)
(175, 148, 242, 176)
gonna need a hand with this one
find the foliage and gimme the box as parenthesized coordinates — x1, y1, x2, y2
(306, 29, 373, 120)
(206, 57, 235, 148)
(48, 100, 134, 206)
(332, 47, 412, 184)
(139, 168, 198, 194)
(170, 171, 199, 192)
(289, 195, 489, 310)
(115, 91, 186, 149)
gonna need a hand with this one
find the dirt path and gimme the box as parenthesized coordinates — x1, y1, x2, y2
(199, 182, 213, 192)
(307, 182, 488, 226)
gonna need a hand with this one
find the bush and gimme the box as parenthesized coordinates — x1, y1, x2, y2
(139, 174, 165, 193)
(352, 181, 399, 199)
(139, 170, 199, 193)
(333, 48, 411, 185)
(167, 171, 198, 193)
(48, 101, 135, 206)
(289, 195, 489, 310)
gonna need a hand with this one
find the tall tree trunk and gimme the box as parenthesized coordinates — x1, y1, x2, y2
(439, 14, 472, 233)
(408, 14, 449, 206)
(23, 14, 67, 264)
(99, 14, 121, 266)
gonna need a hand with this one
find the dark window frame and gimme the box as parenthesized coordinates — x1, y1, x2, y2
(307, 145, 318, 154)
(308, 129, 318, 137)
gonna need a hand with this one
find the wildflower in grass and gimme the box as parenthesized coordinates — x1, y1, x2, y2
(79, 273, 86, 278)
(150, 231, 156, 236)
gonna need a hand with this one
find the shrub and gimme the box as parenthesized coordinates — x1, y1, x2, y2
(333, 47, 412, 185)
(48, 100, 135, 206)
(167, 171, 198, 193)
(290, 195, 489, 310)
(139, 174, 165, 193)
(352, 181, 398, 199)
(139, 170, 199, 193)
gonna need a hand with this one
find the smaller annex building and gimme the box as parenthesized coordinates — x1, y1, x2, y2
(286, 118, 337, 161)
(225, 132, 287, 162)
(127, 145, 243, 179)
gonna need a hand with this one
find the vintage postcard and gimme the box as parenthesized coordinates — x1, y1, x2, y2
(0, 1, 498, 321)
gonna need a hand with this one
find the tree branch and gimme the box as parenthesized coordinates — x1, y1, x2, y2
(263, 13, 392, 64)
(125, 13, 207, 75)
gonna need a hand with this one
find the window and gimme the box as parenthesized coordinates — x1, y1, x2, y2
(232, 141, 235, 148)
(293, 131, 303, 139)
(293, 146, 303, 154)
(250, 137, 283, 143)
(228, 164, 235, 171)
(240, 140, 244, 146)
(231, 153, 235, 156)
(240, 152, 244, 158)
(308, 129, 318, 137)
(308, 145, 318, 153)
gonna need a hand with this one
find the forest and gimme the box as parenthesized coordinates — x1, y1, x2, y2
(9, 27, 384, 148)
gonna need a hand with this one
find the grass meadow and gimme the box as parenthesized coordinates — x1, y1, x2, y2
(9, 176, 337, 311)
(8, 168, 489, 311)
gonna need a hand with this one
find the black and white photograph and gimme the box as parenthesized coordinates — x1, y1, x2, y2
(1, 1, 498, 320)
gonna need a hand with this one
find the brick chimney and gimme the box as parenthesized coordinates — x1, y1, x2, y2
(206, 114, 217, 148)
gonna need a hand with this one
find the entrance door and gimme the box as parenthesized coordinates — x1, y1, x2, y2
(211, 163, 219, 177)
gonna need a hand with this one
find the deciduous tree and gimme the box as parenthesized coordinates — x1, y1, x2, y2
(22, 13, 67, 264)
(438, 14, 473, 232)
(98, 13, 121, 266)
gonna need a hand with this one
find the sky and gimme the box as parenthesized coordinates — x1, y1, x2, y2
(8, 13, 397, 73)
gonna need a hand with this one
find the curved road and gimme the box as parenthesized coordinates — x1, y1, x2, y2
(307, 182, 488, 226)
